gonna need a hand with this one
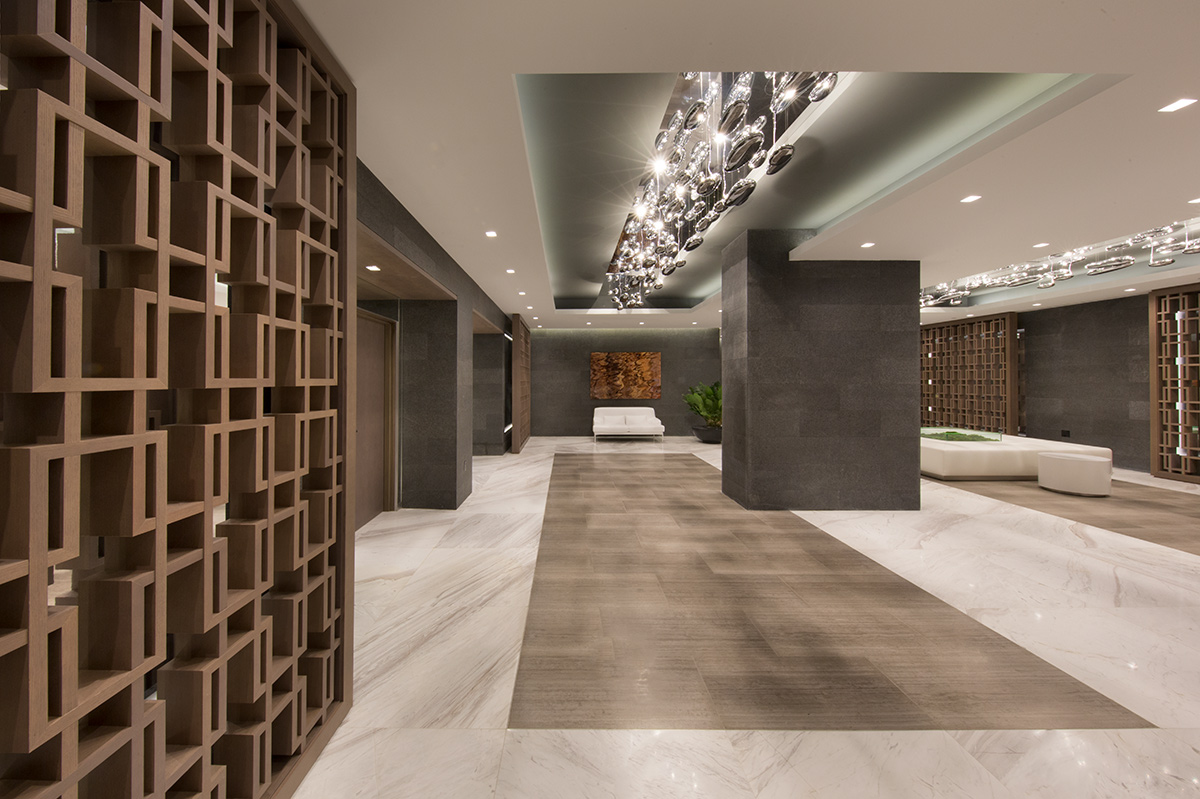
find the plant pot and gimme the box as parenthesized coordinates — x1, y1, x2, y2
(691, 425, 722, 444)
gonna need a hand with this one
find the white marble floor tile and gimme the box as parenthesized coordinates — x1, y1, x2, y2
(727, 730, 818, 799)
(1113, 468, 1200, 496)
(374, 729, 506, 799)
(290, 724, 380, 799)
(953, 728, 1200, 798)
(436, 512, 543, 550)
(392, 548, 537, 614)
(347, 604, 526, 730)
(765, 730, 1016, 799)
(494, 729, 756, 799)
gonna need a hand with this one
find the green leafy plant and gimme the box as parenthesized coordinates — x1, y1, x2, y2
(683, 381, 722, 428)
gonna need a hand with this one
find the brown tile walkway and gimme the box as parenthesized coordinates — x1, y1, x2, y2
(507, 453, 1150, 730)
(944, 477, 1200, 556)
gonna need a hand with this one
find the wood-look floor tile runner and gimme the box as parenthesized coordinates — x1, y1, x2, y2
(508, 453, 1149, 730)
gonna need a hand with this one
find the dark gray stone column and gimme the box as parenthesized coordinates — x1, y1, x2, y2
(400, 300, 471, 508)
(473, 333, 508, 455)
(721, 230, 920, 510)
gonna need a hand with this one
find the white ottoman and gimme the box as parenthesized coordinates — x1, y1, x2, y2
(1037, 452, 1112, 497)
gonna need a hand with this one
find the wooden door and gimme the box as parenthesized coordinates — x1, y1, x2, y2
(356, 311, 394, 527)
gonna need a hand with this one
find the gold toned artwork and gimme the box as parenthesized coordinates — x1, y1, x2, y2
(590, 352, 662, 399)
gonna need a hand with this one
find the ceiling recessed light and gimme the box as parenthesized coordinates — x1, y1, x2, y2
(365, 264, 381, 272)
(638, 321, 645, 325)
(966, 314, 975, 317)
(485, 231, 498, 238)
(586, 322, 591, 325)
(1032, 303, 1042, 307)
(1033, 242, 1050, 248)
(691, 321, 697, 325)
(718, 309, 723, 313)
(518, 291, 526, 296)
(960, 195, 982, 203)
(537, 325, 542, 328)
(1158, 98, 1197, 113)
(1124, 288, 1137, 292)
(505, 268, 515, 273)
(532, 316, 538, 320)
(861, 242, 875, 248)
(526, 306, 533, 310)
(1189, 198, 1200, 204)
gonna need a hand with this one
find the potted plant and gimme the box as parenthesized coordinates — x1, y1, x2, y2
(683, 381, 722, 443)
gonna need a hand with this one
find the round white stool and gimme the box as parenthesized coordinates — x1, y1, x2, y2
(1037, 452, 1112, 497)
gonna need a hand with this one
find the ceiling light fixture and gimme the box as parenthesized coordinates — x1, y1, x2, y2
(506, 268, 515, 273)
(518, 291, 526, 296)
(1124, 288, 1137, 292)
(485, 231, 498, 238)
(586, 322, 591, 325)
(1189, 198, 1200, 204)
(960, 195, 982, 203)
(606, 70, 840, 310)
(526, 306, 533, 310)
(861, 242, 875, 248)
(365, 264, 381, 272)
(692, 321, 697, 324)
(1032, 303, 1042, 307)
(1158, 98, 1197, 113)
(532, 316, 538, 320)
(919, 216, 1200, 308)
(1033, 242, 1050, 248)
(638, 321, 645, 325)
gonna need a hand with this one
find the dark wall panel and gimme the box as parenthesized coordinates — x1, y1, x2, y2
(474, 334, 508, 455)
(531, 329, 721, 436)
(722, 230, 921, 510)
(1019, 296, 1150, 470)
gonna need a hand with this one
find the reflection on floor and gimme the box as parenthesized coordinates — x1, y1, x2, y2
(295, 437, 1200, 798)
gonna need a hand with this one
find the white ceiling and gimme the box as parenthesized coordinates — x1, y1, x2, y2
(293, 0, 1200, 329)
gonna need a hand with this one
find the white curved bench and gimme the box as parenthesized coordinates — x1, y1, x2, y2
(921, 434, 1112, 480)
(1038, 452, 1112, 496)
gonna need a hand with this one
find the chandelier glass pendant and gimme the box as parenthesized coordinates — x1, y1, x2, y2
(607, 71, 838, 309)
(918, 216, 1200, 307)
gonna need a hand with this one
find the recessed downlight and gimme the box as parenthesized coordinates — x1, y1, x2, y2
(860, 242, 875, 249)
(1158, 98, 1197, 113)
(506, 268, 516, 273)
(532, 316, 538, 320)
(518, 291, 526, 296)
(1124, 288, 1137, 293)
(537, 325, 542, 328)
(1032, 303, 1042, 307)
(586, 322, 591, 325)
(365, 264, 381, 272)
(1033, 242, 1050, 248)
(960, 195, 982, 203)
(639, 321, 645, 325)
(1189, 198, 1200, 204)
(485, 230, 498, 238)
(966, 314, 975, 318)
(526, 306, 533, 310)
(692, 321, 697, 325)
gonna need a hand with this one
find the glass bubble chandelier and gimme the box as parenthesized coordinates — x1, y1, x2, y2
(919, 216, 1200, 307)
(607, 71, 839, 309)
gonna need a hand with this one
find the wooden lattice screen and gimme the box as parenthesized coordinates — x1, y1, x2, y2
(1151, 285, 1200, 484)
(511, 313, 531, 453)
(920, 313, 1018, 433)
(0, 0, 355, 796)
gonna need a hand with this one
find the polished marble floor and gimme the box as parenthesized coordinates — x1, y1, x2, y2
(295, 437, 1200, 798)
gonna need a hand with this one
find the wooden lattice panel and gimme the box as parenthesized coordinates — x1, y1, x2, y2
(0, 0, 353, 796)
(920, 313, 1018, 434)
(1151, 286, 1200, 484)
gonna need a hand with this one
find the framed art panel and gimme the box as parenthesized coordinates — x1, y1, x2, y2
(590, 352, 662, 399)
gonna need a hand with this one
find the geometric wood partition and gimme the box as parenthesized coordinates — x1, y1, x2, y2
(0, 0, 354, 796)
(1150, 285, 1200, 484)
(511, 313, 531, 454)
(920, 312, 1018, 434)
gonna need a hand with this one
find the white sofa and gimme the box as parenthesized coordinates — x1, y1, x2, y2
(593, 407, 665, 440)
(920, 434, 1112, 480)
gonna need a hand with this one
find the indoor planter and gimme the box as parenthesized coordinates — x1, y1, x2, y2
(683, 381, 722, 443)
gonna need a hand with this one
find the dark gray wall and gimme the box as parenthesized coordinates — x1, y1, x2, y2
(531, 329, 721, 436)
(1018, 296, 1150, 470)
(722, 230, 920, 511)
(399, 301, 467, 508)
(359, 160, 513, 506)
(473, 334, 508, 455)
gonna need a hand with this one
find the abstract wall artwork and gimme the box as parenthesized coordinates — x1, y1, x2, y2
(590, 352, 662, 399)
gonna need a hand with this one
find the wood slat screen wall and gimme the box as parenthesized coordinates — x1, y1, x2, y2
(0, 0, 354, 796)
(920, 313, 1018, 433)
(511, 313, 532, 453)
(1150, 285, 1200, 484)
